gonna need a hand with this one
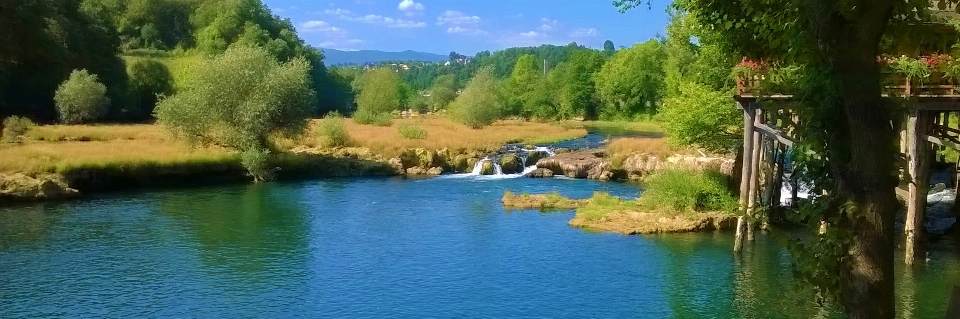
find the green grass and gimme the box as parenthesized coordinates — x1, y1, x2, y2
(398, 123, 428, 139)
(582, 121, 665, 138)
(638, 168, 738, 214)
(575, 191, 642, 220)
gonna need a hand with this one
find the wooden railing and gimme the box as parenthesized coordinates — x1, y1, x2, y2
(735, 73, 960, 97)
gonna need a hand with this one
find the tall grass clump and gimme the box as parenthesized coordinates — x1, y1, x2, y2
(398, 123, 427, 139)
(639, 168, 737, 213)
(352, 110, 393, 126)
(1, 116, 36, 143)
(319, 112, 350, 147)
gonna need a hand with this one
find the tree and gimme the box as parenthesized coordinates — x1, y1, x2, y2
(555, 50, 605, 119)
(428, 74, 457, 111)
(603, 40, 616, 57)
(594, 39, 666, 120)
(658, 82, 740, 152)
(354, 68, 401, 124)
(128, 59, 173, 120)
(54, 69, 111, 124)
(450, 66, 500, 129)
(617, 0, 952, 317)
(504, 54, 542, 117)
(154, 46, 315, 182)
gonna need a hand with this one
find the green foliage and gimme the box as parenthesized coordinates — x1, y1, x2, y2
(428, 74, 457, 111)
(352, 110, 393, 126)
(55, 69, 111, 124)
(155, 46, 316, 180)
(504, 54, 542, 117)
(128, 59, 174, 119)
(595, 39, 666, 120)
(576, 192, 642, 221)
(355, 68, 401, 124)
(450, 67, 501, 129)
(1, 116, 36, 143)
(398, 123, 428, 139)
(639, 169, 737, 213)
(318, 111, 350, 147)
(554, 50, 605, 119)
(603, 40, 616, 57)
(240, 147, 272, 182)
(890, 55, 931, 83)
(658, 82, 741, 152)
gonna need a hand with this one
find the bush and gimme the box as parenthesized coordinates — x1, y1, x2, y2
(354, 68, 401, 125)
(1, 116, 36, 143)
(154, 46, 316, 181)
(657, 81, 741, 153)
(319, 112, 350, 147)
(240, 148, 272, 182)
(54, 69, 111, 124)
(353, 110, 393, 126)
(639, 169, 737, 213)
(398, 123, 427, 139)
(450, 66, 501, 129)
(129, 59, 174, 119)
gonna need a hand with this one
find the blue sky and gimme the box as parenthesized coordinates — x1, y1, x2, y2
(263, 0, 671, 55)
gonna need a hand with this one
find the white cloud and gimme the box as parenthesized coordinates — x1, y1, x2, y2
(398, 0, 425, 16)
(540, 18, 558, 25)
(300, 20, 363, 49)
(520, 31, 541, 38)
(569, 27, 598, 38)
(436, 10, 481, 25)
(539, 24, 552, 32)
(300, 20, 345, 35)
(325, 8, 425, 28)
(447, 26, 487, 36)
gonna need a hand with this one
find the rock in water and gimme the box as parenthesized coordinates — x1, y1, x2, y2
(536, 151, 604, 178)
(480, 160, 496, 175)
(926, 217, 957, 235)
(0, 173, 79, 200)
(499, 154, 523, 174)
(427, 167, 444, 175)
(524, 151, 549, 167)
(525, 168, 554, 178)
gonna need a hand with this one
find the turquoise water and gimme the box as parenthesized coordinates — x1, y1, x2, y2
(1, 176, 957, 318)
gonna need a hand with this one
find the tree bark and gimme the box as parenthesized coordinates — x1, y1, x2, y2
(805, 1, 898, 318)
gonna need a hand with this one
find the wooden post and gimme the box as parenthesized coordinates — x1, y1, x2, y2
(747, 110, 762, 242)
(735, 104, 756, 253)
(905, 109, 931, 266)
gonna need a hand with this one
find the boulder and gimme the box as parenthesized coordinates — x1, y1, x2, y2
(398, 148, 435, 169)
(450, 155, 469, 173)
(525, 168, 554, 178)
(0, 173, 79, 200)
(480, 160, 496, 175)
(427, 167, 444, 175)
(466, 158, 479, 172)
(536, 151, 604, 178)
(498, 154, 523, 174)
(406, 166, 428, 175)
(619, 153, 736, 180)
(524, 151, 550, 167)
(388, 157, 404, 173)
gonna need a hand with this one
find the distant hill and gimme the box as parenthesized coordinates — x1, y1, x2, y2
(321, 49, 448, 65)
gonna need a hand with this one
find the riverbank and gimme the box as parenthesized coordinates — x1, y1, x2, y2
(0, 118, 589, 202)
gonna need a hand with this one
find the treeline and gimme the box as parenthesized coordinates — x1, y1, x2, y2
(0, 0, 350, 123)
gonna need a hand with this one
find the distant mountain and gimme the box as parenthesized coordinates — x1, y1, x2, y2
(321, 49, 448, 65)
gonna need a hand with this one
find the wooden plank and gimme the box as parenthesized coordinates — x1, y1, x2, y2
(922, 134, 960, 151)
(754, 123, 796, 147)
(747, 110, 763, 242)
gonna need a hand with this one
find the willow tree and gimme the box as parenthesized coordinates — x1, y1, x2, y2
(155, 46, 315, 182)
(617, 0, 955, 318)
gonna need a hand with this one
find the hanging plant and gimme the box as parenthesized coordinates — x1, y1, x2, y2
(890, 55, 931, 84)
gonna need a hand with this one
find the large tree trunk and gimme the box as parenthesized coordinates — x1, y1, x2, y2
(806, 1, 898, 318)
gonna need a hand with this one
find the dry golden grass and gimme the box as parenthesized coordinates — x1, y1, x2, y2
(568, 210, 736, 235)
(26, 124, 167, 142)
(606, 137, 697, 158)
(0, 139, 233, 174)
(297, 117, 587, 157)
(501, 190, 586, 210)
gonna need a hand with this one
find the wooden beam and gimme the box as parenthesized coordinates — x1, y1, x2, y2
(922, 134, 960, 151)
(735, 105, 756, 253)
(906, 110, 932, 266)
(754, 123, 796, 147)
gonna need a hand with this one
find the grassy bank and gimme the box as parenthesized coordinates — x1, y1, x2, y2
(501, 169, 738, 235)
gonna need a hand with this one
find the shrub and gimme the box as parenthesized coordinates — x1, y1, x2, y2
(240, 148, 272, 182)
(353, 110, 393, 126)
(1, 116, 36, 143)
(154, 46, 316, 181)
(657, 81, 741, 153)
(319, 112, 350, 147)
(450, 66, 501, 129)
(398, 123, 427, 139)
(129, 59, 174, 119)
(639, 169, 737, 213)
(354, 68, 401, 124)
(54, 69, 110, 124)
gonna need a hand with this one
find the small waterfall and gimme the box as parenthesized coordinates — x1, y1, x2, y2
(470, 158, 504, 176)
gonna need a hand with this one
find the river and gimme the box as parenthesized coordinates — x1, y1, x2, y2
(1, 174, 958, 317)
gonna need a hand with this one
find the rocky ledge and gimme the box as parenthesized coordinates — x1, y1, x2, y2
(529, 150, 735, 181)
(0, 173, 79, 201)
